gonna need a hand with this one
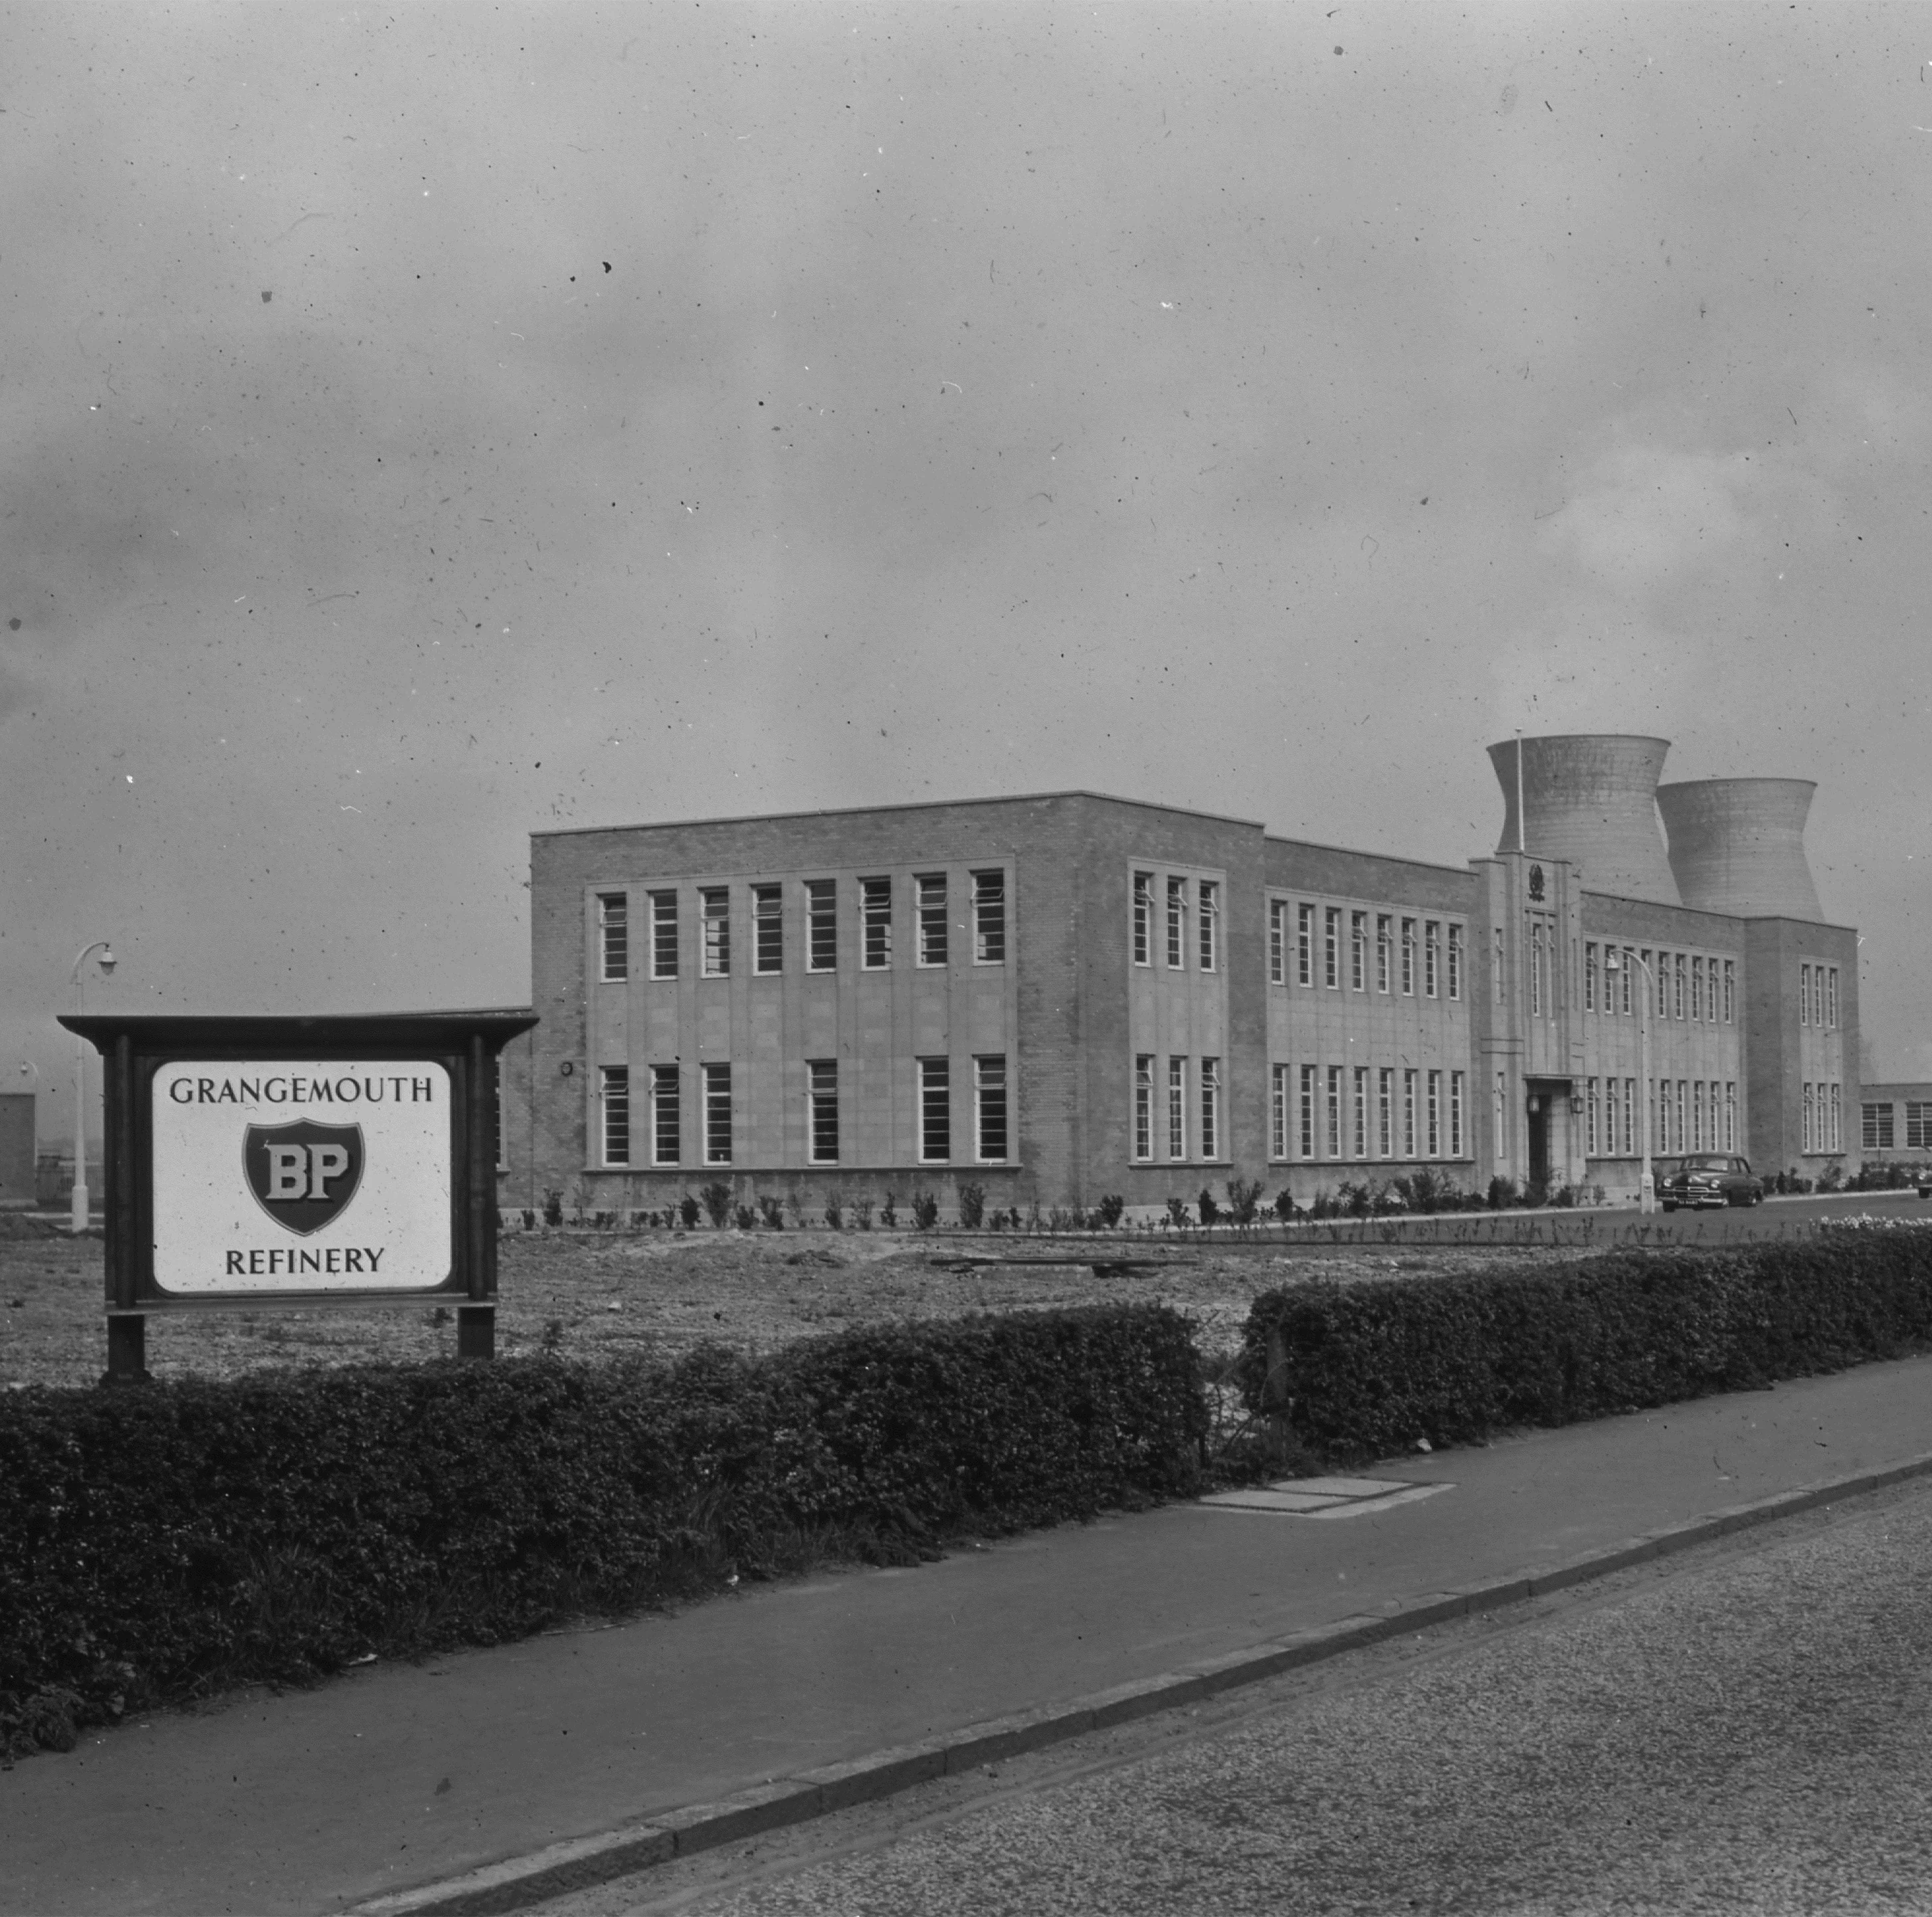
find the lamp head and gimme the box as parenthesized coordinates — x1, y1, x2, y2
(96, 949, 115, 977)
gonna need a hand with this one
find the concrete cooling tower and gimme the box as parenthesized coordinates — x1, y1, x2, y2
(1487, 734, 1682, 904)
(1655, 779, 1824, 922)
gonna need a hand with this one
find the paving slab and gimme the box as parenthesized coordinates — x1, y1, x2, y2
(7, 1353, 1932, 1917)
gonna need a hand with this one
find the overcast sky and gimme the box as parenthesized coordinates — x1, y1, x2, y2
(7, 1, 1931, 1132)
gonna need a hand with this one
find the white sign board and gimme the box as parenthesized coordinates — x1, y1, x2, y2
(151, 1059, 452, 1294)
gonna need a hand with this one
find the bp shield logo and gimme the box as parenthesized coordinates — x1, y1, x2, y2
(244, 1120, 364, 1235)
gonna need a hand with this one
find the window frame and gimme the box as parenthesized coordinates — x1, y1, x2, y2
(972, 869, 1006, 965)
(753, 883, 783, 974)
(917, 872, 948, 967)
(805, 879, 837, 973)
(650, 890, 679, 981)
(700, 886, 731, 978)
(702, 1060, 732, 1165)
(599, 1064, 630, 1167)
(861, 875, 892, 971)
(808, 1059, 840, 1162)
(1199, 881, 1220, 973)
(650, 1063, 680, 1166)
(1133, 872, 1153, 967)
(975, 1054, 1009, 1161)
(919, 1056, 951, 1162)
(597, 892, 628, 983)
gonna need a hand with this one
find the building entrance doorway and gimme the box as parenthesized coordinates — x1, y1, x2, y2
(1527, 1100, 1550, 1190)
(1524, 1079, 1573, 1193)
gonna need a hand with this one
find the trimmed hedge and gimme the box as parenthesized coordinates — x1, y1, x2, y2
(1, 1304, 1204, 1756)
(1238, 1225, 1932, 1464)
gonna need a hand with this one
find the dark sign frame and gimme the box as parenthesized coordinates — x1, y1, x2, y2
(60, 1010, 538, 1381)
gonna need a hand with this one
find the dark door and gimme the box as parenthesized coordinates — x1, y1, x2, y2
(1528, 1102, 1551, 1189)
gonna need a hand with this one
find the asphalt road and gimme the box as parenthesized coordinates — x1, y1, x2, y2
(563, 1476, 1932, 1916)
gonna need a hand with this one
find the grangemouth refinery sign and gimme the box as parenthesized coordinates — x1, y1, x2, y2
(60, 1011, 538, 1380)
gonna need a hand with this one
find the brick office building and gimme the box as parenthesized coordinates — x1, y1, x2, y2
(499, 734, 1858, 1217)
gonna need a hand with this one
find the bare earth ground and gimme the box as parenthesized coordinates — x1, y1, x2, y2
(0, 1219, 1598, 1391)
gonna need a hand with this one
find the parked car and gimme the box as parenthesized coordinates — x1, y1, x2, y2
(1658, 1154, 1763, 1210)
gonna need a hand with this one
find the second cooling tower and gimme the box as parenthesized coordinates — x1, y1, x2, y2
(1656, 779, 1824, 922)
(1487, 734, 1682, 905)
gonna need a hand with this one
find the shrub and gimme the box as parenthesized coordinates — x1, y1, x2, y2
(1096, 1194, 1125, 1229)
(1237, 1226, 1932, 1464)
(851, 1196, 874, 1231)
(678, 1194, 702, 1230)
(1487, 1174, 1518, 1211)
(1197, 1190, 1220, 1227)
(1272, 1189, 1300, 1221)
(823, 1193, 845, 1231)
(911, 1192, 939, 1231)
(542, 1189, 565, 1228)
(0, 1306, 1205, 1760)
(957, 1183, 986, 1229)
(757, 1195, 785, 1230)
(733, 1206, 757, 1231)
(1224, 1179, 1264, 1227)
(521, 1209, 537, 1231)
(880, 1193, 898, 1229)
(697, 1183, 733, 1229)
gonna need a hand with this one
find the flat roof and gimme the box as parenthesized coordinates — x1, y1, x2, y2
(533, 788, 1268, 839)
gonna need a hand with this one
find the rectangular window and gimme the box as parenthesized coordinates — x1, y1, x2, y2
(1676, 1080, 1687, 1154)
(1528, 920, 1543, 1018)
(1401, 918, 1416, 995)
(1693, 1080, 1704, 1152)
(1352, 1066, 1368, 1158)
(1494, 1070, 1507, 1161)
(1169, 1057, 1187, 1159)
(703, 1062, 731, 1164)
(917, 874, 947, 967)
(700, 886, 731, 977)
(1201, 1057, 1221, 1159)
(1831, 1082, 1842, 1152)
(1134, 872, 1154, 967)
(1800, 963, 1811, 1026)
(1723, 958, 1735, 1023)
(1299, 1064, 1316, 1158)
(1624, 1079, 1636, 1158)
(600, 1064, 630, 1166)
(1450, 1071, 1465, 1157)
(1622, 948, 1634, 1016)
(1424, 921, 1440, 998)
(1297, 904, 1314, 985)
(650, 1064, 680, 1165)
(1350, 911, 1367, 991)
(1137, 1055, 1155, 1160)
(1803, 1082, 1814, 1154)
(1324, 908, 1341, 988)
(1379, 1066, 1393, 1158)
(1199, 882, 1220, 973)
(754, 884, 783, 973)
(861, 876, 892, 969)
(1404, 1069, 1418, 1158)
(1426, 1071, 1442, 1158)
(1494, 927, 1505, 1003)
(598, 894, 628, 983)
(1377, 915, 1393, 993)
(973, 870, 1005, 963)
(1909, 1102, 1932, 1152)
(1268, 899, 1286, 984)
(1587, 1076, 1598, 1156)
(650, 890, 679, 979)
(1326, 1066, 1343, 1157)
(1674, 954, 1686, 1019)
(809, 1060, 839, 1161)
(1691, 956, 1704, 1022)
(1864, 1102, 1895, 1150)
(807, 879, 837, 971)
(1447, 923, 1462, 1001)
(1270, 1063, 1289, 1160)
(921, 1057, 951, 1161)
(1828, 966, 1839, 1027)
(1167, 878, 1187, 968)
(1585, 942, 1598, 1012)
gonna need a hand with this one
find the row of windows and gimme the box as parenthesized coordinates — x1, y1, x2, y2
(1269, 1063, 1466, 1162)
(1268, 903, 1464, 1000)
(1798, 963, 1840, 1029)
(1131, 873, 1222, 972)
(597, 874, 1007, 983)
(1802, 1082, 1844, 1154)
(1130, 1055, 1223, 1161)
(1579, 1078, 1739, 1157)
(1583, 944, 1737, 1023)
(1864, 1101, 1932, 1151)
(597, 1056, 1009, 1167)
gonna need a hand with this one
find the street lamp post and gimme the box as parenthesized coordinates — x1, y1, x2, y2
(1605, 947, 1655, 1213)
(68, 942, 116, 1233)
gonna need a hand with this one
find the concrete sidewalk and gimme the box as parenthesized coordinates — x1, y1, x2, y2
(9, 1358, 1932, 1917)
